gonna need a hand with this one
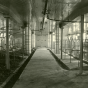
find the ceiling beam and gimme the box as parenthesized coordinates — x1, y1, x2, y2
(59, 1, 88, 28)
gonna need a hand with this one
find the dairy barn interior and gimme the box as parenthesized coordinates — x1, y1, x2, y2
(0, 0, 88, 88)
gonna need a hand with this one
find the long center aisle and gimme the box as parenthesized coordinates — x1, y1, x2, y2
(12, 48, 68, 88)
(12, 48, 88, 88)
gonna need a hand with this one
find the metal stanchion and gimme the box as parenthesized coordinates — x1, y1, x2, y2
(5, 15, 10, 69)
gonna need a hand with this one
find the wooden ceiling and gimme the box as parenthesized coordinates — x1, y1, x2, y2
(0, 0, 85, 24)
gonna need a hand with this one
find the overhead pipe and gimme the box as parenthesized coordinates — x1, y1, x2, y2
(42, 0, 48, 30)
(47, 14, 84, 23)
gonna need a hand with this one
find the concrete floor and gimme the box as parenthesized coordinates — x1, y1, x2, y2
(12, 48, 88, 88)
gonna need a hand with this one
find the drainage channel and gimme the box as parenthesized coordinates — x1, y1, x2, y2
(0, 50, 36, 88)
(48, 49, 70, 70)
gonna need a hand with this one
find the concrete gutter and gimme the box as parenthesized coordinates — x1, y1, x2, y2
(48, 49, 70, 70)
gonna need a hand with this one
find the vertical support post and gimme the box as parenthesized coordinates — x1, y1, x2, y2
(48, 20, 51, 48)
(56, 22, 59, 54)
(6, 16, 10, 69)
(1, 19, 4, 50)
(32, 31, 35, 48)
(51, 21, 53, 50)
(31, 31, 32, 51)
(22, 28, 24, 57)
(30, 30, 32, 53)
(29, 2, 32, 53)
(51, 32, 53, 50)
(13, 38, 15, 61)
(65, 39, 66, 58)
(50, 33, 52, 49)
(24, 29, 25, 53)
(79, 14, 84, 74)
(24, 29, 26, 51)
(61, 27, 63, 59)
(48, 21, 49, 48)
(49, 20, 52, 49)
(3, 19, 4, 37)
(34, 29, 36, 48)
(28, 21, 29, 54)
(25, 28, 27, 54)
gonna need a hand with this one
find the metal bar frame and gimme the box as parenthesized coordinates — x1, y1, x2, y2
(79, 14, 84, 74)
(6, 16, 10, 69)
(61, 27, 63, 59)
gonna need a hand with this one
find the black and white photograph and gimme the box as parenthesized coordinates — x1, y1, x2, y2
(0, 0, 88, 88)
